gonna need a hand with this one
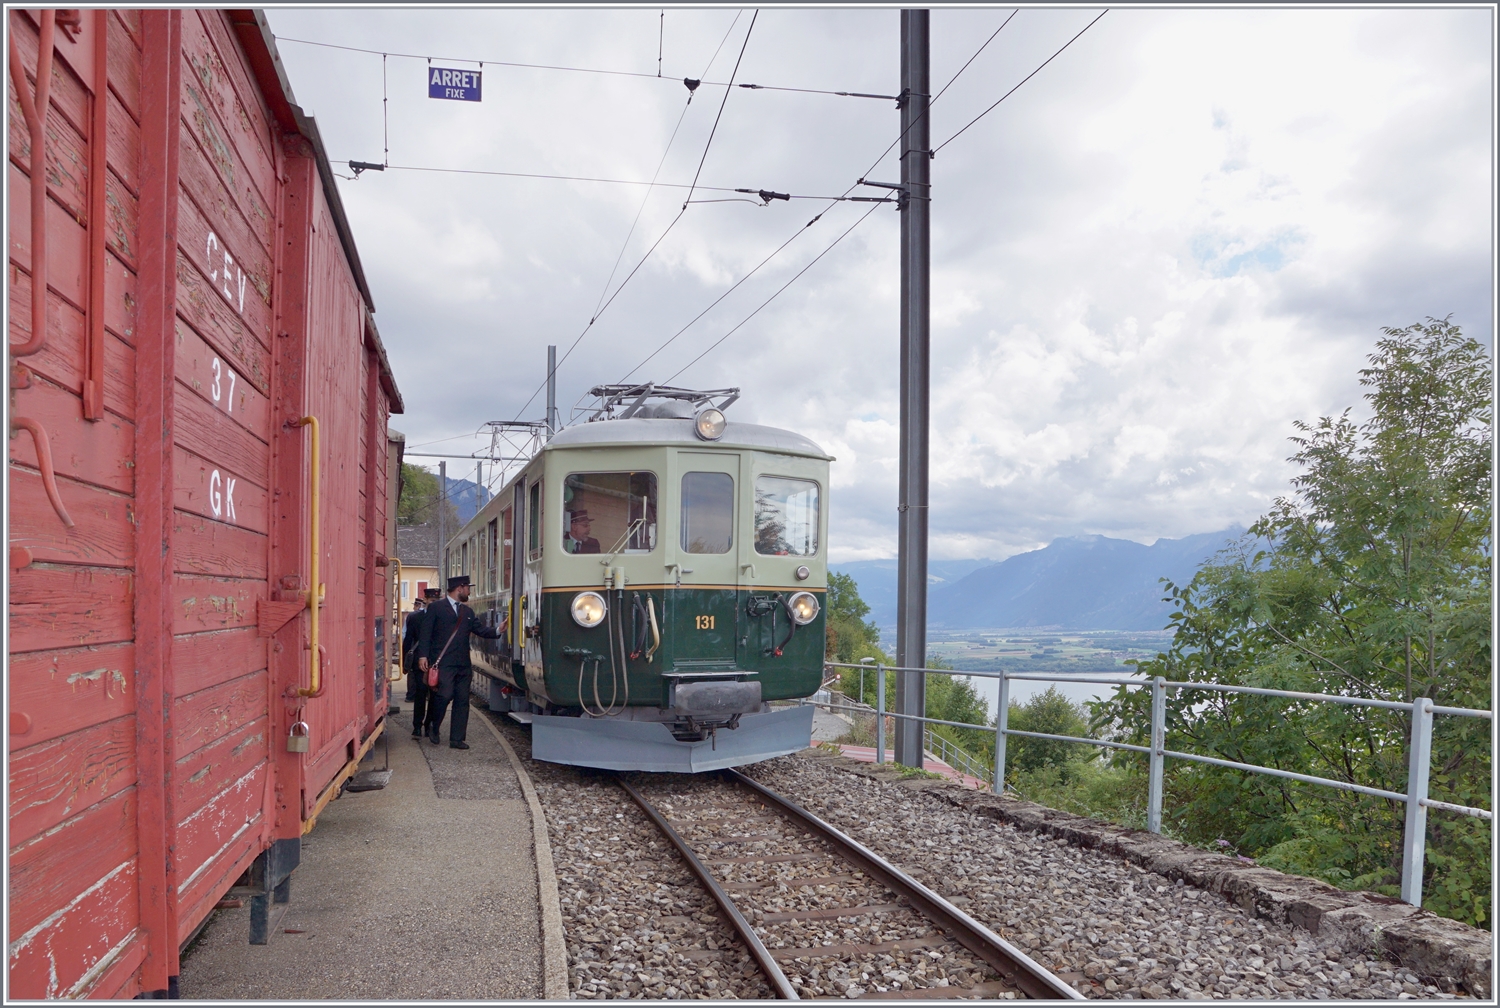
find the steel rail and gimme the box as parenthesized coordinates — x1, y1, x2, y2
(725, 769, 1084, 1000)
(613, 776, 799, 1000)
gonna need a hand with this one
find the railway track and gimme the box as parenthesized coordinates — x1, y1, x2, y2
(615, 769, 1082, 1001)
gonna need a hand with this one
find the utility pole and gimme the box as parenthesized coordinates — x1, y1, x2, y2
(894, 8, 930, 768)
(438, 460, 448, 576)
(546, 344, 560, 438)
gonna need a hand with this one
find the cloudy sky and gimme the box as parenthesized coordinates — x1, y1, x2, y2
(266, 5, 1493, 563)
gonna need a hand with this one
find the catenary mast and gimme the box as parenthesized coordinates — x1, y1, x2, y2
(894, 8, 930, 768)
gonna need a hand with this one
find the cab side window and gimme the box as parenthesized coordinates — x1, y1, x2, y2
(681, 472, 734, 554)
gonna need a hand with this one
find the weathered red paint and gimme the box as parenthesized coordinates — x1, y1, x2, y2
(85, 8, 108, 420)
(8, 10, 402, 998)
(133, 7, 183, 993)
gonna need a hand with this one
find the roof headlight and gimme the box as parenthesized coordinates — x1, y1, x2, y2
(788, 591, 820, 625)
(693, 407, 727, 441)
(571, 591, 607, 628)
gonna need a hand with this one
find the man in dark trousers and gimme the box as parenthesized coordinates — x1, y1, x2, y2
(417, 575, 503, 749)
(404, 588, 442, 732)
(401, 594, 429, 704)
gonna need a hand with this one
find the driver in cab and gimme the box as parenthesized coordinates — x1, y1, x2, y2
(564, 509, 601, 554)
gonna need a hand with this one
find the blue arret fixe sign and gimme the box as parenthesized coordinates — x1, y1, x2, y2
(429, 66, 482, 102)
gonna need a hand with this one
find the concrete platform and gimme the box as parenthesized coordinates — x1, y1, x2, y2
(177, 705, 559, 999)
(810, 705, 854, 742)
(832, 744, 991, 789)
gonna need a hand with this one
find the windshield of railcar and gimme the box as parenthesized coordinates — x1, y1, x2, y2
(563, 472, 657, 554)
(681, 471, 734, 554)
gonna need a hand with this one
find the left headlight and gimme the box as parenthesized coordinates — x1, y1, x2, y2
(571, 591, 607, 628)
(788, 591, 820, 625)
(694, 407, 726, 441)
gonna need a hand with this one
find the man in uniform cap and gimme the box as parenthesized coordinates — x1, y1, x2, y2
(416, 574, 503, 748)
(404, 587, 442, 730)
(564, 509, 601, 554)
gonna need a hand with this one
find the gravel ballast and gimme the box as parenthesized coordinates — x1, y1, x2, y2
(494, 710, 1482, 1001)
(744, 752, 1477, 1000)
(631, 773, 1019, 998)
(492, 716, 774, 999)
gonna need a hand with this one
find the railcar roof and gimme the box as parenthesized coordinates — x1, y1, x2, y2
(544, 418, 833, 461)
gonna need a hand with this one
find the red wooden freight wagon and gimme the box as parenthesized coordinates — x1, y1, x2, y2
(7, 9, 405, 998)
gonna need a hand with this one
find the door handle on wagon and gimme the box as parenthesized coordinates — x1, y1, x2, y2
(295, 415, 326, 698)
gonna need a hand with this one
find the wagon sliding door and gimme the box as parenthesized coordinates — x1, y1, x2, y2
(289, 175, 384, 816)
(165, 10, 288, 948)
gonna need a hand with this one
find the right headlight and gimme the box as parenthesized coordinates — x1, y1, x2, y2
(571, 591, 607, 628)
(788, 591, 820, 625)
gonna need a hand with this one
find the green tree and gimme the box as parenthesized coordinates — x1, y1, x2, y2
(398, 462, 459, 529)
(1008, 686, 1094, 777)
(1092, 318, 1492, 927)
(924, 657, 994, 757)
(826, 572, 884, 663)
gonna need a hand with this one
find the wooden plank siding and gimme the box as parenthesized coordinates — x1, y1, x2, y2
(7, 10, 401, 998)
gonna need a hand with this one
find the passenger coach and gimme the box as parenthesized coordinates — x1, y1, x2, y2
(448, 386, 828, 771)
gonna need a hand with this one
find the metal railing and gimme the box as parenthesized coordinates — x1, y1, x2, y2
(808, 690, 993, 785)
(818, 661, 1492, 909)
(924, 727, 993, 786)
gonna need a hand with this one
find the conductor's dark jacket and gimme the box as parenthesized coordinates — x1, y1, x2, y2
(401, 608, 428, 672)
(417, 598, 503, 698)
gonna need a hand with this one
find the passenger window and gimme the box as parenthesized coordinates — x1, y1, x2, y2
(528, 480, 541, 558)
(754, 476, 819, 556)
(485, 519, 498, 594)
(500, 506, 514, 588)
(563, 472, 658, 554)
(681, 472, 734, 554)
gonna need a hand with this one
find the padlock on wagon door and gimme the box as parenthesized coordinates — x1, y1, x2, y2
(287, 721, 311, 753)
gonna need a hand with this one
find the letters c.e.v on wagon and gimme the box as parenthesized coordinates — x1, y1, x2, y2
(429, 66, 482, 101)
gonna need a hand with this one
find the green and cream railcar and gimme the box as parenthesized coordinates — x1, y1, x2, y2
(447, 403, 828, 771)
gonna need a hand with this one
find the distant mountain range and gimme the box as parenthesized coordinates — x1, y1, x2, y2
(833, 528, 1245, 632)
(442, 474, 491, 525)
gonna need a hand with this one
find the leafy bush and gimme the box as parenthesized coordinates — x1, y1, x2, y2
(1091, 319, 1492, 928)
(1006, 686, 1096, 779)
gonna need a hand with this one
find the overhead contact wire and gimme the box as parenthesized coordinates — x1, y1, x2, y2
(618, 207, 832, 383)
(666, 202, 882, 383)
(624, 9, 1004, 385)
(853, 8, 1018, 182)
(682, 9, 757, 203)
(933, 9, 1108, 154)
(506, 12, 757, 424)
(644, 7, 1068, 384)
(362, 163, 747, 193)
(275, 23, 885, 100)
(591, 94, 696, 320)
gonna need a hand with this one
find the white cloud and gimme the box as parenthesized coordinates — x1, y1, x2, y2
(268, 7, 1492, 562)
